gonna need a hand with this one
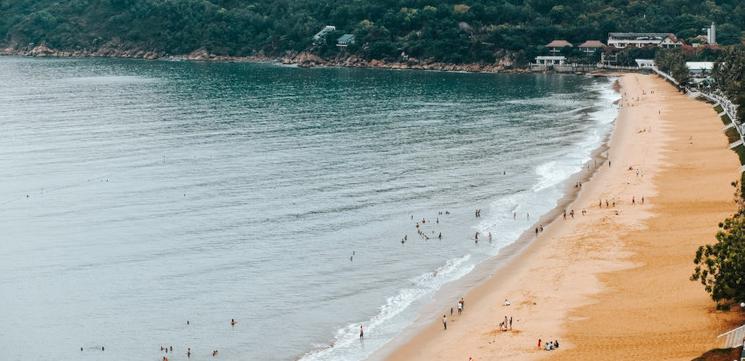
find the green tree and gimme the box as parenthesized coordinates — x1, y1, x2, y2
(691, 182, 745, 308)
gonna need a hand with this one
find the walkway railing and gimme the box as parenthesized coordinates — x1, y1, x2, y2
(718, 323, 745, 349)
(652, 67, 743, 172)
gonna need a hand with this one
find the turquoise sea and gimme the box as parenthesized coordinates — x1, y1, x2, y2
(0, 57, 618, 361)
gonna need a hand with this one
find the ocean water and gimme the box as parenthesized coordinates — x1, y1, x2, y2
(0, 57, 619, 361)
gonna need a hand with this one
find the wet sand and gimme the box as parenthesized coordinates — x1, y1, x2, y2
(382, 73, 743, 361)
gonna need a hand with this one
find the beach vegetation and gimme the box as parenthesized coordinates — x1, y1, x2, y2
(733, 145, 745, 169)
(724, 127, 740, 144)
(713, 46, 745, 124)
(691, 182, 745, 307)
(655, 49, 690, 85)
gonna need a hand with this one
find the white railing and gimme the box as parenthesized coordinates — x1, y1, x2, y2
(653, 66, 743, 172)
(718, 323, 745, 349)
(651, 66, 680, 86)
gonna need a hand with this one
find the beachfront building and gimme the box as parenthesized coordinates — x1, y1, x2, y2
(533, 56, 566, 70)
(313, 25, 336, 44)
(336, 34, 355, 48)
(635, 59, 656, 69)
(686, 62, 715, 84)
(660, 34, 684, 48)
(608, 32, 683, 48)
(578, 40, 605, 54)
(545, 40, 572, 54)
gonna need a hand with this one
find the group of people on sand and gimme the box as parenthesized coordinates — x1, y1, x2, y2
(499, 315, 513, 331)
(538, 338, 560, 351)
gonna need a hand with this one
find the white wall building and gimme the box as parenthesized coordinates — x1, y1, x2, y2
(534, 56, 566, 65)
(313, 26, 336, 42)
(608, 32, 683, 48)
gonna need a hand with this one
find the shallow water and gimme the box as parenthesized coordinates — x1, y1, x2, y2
(0, 57, 617, 361)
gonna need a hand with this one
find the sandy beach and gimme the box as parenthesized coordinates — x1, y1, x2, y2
(383, 73, 744, 361)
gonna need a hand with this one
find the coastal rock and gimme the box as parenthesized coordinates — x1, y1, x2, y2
(187, 48, 210, 61)
(294, 52, 325, 67)
(29, 44, 54, 57)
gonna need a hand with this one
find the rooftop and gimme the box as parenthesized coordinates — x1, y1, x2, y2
(608, 32, 672, 40)
(686, 61, 714, 70)
(546, 40, 572, 48)
(578, 40, 605, 48)
(337, 34, 355, 44)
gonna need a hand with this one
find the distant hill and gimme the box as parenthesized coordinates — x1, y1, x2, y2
(1, 0, 744, 64)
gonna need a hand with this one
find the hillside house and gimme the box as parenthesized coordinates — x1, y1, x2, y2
(313, 26, 336, 44)
(608, 33, 682, 48)
(578, 40, 605, 54)
(336, 34, 355, 48)
(545, 40, 572, 54)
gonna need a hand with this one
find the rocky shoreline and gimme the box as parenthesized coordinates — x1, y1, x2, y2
(1, 44, 533, 74)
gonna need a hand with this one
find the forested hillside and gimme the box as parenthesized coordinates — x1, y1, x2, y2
(1, 0, 744, 63)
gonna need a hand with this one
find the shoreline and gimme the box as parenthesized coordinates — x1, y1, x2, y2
(367, 112, 615, 361)
(379, 73, 743, 361)
(0, 46, 617, 75)
(363, 78, 621, 360)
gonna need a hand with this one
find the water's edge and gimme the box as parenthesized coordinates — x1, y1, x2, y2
(299, 78, 621, 361)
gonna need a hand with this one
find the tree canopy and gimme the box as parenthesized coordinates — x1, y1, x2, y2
(691, 182, 745, 308)
(1, 0, 745, 63)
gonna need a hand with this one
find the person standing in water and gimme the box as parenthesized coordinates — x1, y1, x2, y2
(359, 325, 364, 338)
(442, 314, 447, 330)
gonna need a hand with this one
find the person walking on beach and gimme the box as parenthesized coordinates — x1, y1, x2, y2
(442, 314, 447, 330)
(509, 316, 513, 330)
(538, 339, 542, 348)
(457, 300, 463, 315)
(632, 196, 635, 205)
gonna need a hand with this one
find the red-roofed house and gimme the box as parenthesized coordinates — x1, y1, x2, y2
(546, 40, 572, 54)
(578, 40, 605, 54)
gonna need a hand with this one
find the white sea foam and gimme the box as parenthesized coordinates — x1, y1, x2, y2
(299, 255, 474, 361)
(301, 79, 620, 361)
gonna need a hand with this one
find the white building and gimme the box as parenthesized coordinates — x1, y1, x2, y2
(705, 22, 717, 45)
(336, 34, 355, 48)
(686, 62, 714, 75)
(608, 33, 683, 48)
(534, 56, 566, 66)
(313, 26, 336, 42)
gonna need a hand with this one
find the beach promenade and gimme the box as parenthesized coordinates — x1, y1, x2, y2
(384, 73, 743, 361)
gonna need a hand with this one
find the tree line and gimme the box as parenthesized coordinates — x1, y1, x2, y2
(1, 0, 745, 64)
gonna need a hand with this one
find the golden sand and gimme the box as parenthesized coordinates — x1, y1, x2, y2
(382, 74, 744, 361)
